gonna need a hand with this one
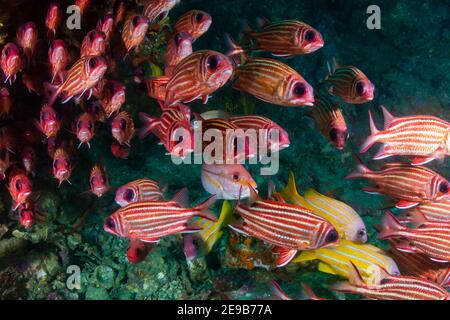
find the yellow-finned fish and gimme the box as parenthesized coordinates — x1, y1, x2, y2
(292, 239, 400, 285)
(280, 172, 367, 243)
(183, 200, 234, 260)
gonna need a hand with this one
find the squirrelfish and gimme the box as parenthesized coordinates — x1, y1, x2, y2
(111, 111, 135, 146)
(46, 55, 107, 105)
(75, 0, 90, 15)
(173, 10, 212, 40)
(100, 80, 126, 117)
(164, 32, 193, 77)
(16, 22, 38, 63)
(325, 62, 374, 104)
(18, 203, 35, 228)
(89, 165, 109, 197)
(121, 15, 149, 54)
(127, 238, 153, 264)
(331, 261, 450, 300)
(228, 38, 314, 107)
(0, 87, 12, 118)
(311, 91, 348, 150)
(183, 200, 234, 260)
(80, 30, 106, 58)
(21, 145, 36, 175)
(142, 0, 181, 24)
(401, 199, 450, 223)
(378, 211, 450, 263)
(1, 43, 22, 85)
(347, 162, 450, 209)
(293, 239, 399, 285)
(75, 112, 95, 148)
(8, 169, 32, 210)
(360, 106, 450, 165)
(38, 104, 60, 138)
(201, 164, 257, 200)
(46, 2, 61, 40)
(48, 39, 69, 84)
(240, 19, 324, 57)
(53, 147, 71, 185)
(104, 188, 217, 243)
(115, 178, 166, 207)
(96, 14, 114, 43)
(281, 172, 367, 243)
(230, 189, 340, 267)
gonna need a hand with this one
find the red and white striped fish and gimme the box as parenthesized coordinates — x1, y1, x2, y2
(311, 91, 348, 150)
(149, 50, 233, 107)
(16, 22, 38, 63)
(96, 14, 114, 43)
(378, 211, 450, 263)
(360, 106, 450, 165)
(401, 199, 450, 223)
(48, 39, 68, 84)
(46, 2, 61, 40)
(346, 162, 450, 209)
(229, 115, 290, 153)
(111, 111, 135, 146)
(164, 32, 193, 77)
(139, 105, 194, 158)
(45, 55, 107, 105)
(331, 261, 450, 300)
(89, 165, 109, 197)
(1, 43, 22, 85)
(75, 112, 95, 148)
(99, 80, 126, 117)
(228, 37, 314, 107)
(230, 189, 340, 267)
(142, 0, 181, 24)
(115, 178, 166, 207)
(173, 10, 212, 40)
(80, 30, 106, 58)
(53, 147, 71, 186)
(104, 189, 217, 243)
(37, 103, 61, 138)
(121, 15, 149, 54)
(75, 0, 91, 15)
(240, 19, 324, 58)
(386, 237, 450, 288)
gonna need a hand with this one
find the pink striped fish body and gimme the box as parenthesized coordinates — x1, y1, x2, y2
(164, 32, 193, 77)
(402, 199, 450, 223)
(331, 262, 450, 300)
(230, 194, 339, 267)
(139, 105, 194, 157)
(142, 0, 180, 24)
(387, 238, 450, 287)
(244, 19, 324, 57)
(1, 43, 22, 85)
(115, 178, 166, 207)
(231, 57, 314, 107)
(173, 10, 212, 40)
(121, 15, 149, 54)
(229, 115, 290, 153)
(100, 80, 126, 118)
(96, 14, 114, 43)
(378, 211, 450, 263)
(346, 162, 450, 209)
(48, 40, 68, 84)
(360, 106, 450, 166)
(80, 30, 106, 58)
(16, 22, 38, 63)
(163, 50, 233, 107)
(104, 191, 216, 243)
(46, 55, 107, 105)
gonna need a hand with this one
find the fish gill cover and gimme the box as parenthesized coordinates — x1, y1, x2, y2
(0, 0, 449, 301)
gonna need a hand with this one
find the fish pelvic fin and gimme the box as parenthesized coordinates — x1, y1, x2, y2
(272, 246, 297, 268)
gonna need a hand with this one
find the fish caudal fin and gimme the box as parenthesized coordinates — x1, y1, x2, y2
(346, 154, 373, 179)
(272, 246, 297, 268)
(225, 33, 246, 65)
(194, 195, 217, 222)
(377, 211, 407, 240)
(44, 81, 59, 106)
(138, 112, 160, 139)
(172, 187, 190, 208)
(360, 110, 380, 154)
(217, 200, 235, 228)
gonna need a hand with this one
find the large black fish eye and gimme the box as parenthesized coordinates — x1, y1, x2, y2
(196, 13, 204, 22)
(124, 189, 134, 201)
(439, 182, 449, 193)
(293, 83, 306, 97)
(132, 16, 140, 27)
(356, 81, 365, 96)
(329, 128, 338, 142)
(304, 30, 316, 42)
(89, 58, 97, 69)
(89, 31, 96, 42)
(206, 55, 220, 71)
(326, 230, 338, 243)
(15, 180, 22, 191)
(88, 121, 93, 130)
(135, 247, 143, 256)
(4, 48, 9, 56)
(105, 217, 115, 229)
(357, 229, 366, 237)
(0, 148, 6, 158)
(174, 33, 183, 45)
(232, 173, 240, 182)
(119, 118, 127, 130)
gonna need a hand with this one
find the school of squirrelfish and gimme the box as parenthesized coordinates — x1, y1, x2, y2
(0, 0, 449, 300)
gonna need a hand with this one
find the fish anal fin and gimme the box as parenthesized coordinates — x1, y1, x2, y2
(272, 246, 297, 268)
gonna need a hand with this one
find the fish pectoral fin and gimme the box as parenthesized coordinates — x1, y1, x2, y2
(272, 246, 297, 268)
(395, 200, 419, 210)
(410, 156, 435, 166)
(138, 236, 160, 244)
(393, 240, 416, 253)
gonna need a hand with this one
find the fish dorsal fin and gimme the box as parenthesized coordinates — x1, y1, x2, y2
(256, 16, 271, 29)
(380, 105, 396, 128)
(267, 181, 276, 199)
(172, 187, 189, 208)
